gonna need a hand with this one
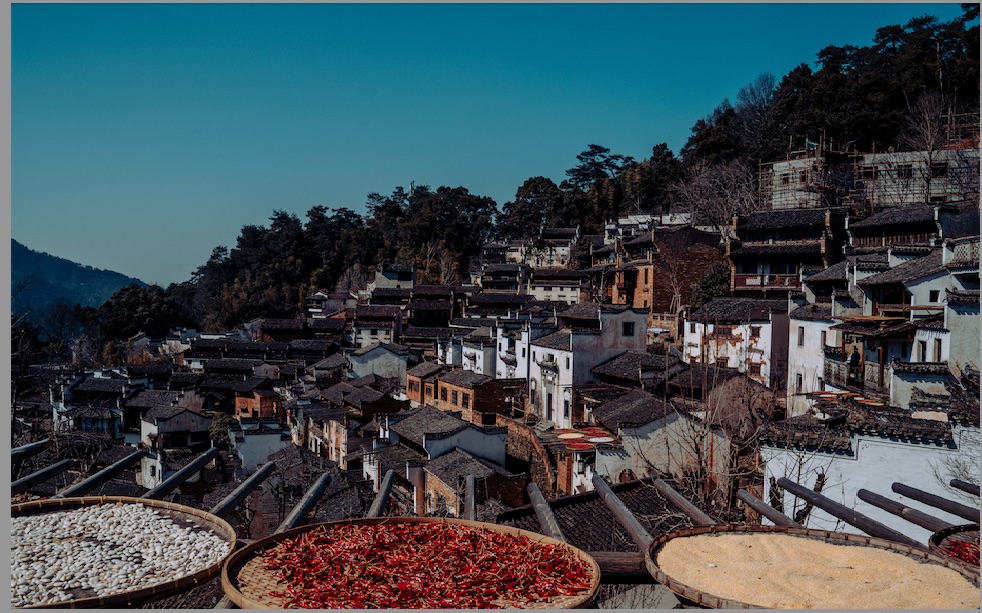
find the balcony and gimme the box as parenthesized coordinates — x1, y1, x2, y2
(823, 356, 890, 394)
(734, 273, 800, 290)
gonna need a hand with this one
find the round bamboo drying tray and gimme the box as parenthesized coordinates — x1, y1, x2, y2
(221, 516, 601, 609)
(645, 524, 981, 609)
(11, 496, 238, 609)
(929, 523, 980, 567)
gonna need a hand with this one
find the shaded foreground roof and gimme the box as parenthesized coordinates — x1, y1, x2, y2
(496, 479, 695, 552)
(424, 448, 516, 488)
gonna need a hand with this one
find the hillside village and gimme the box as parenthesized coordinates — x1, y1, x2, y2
(11, 136, 981, 607)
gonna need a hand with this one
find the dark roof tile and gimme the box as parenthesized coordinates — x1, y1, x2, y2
(688, 298, 787, 322)
(858, 250, 944, 286)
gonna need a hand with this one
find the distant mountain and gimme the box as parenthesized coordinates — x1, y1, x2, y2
(11, 239, 148, 323)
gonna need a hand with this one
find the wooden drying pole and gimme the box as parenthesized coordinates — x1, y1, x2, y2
(215, 469, 332, 609)
(857, 488, 955, 533)
(366, 470, 397, 518)
(276, 471, 333, 533)
(464, 474, 477, 521)
(12, 459, 73, 496)
(593, 474, 655, 551)
(209, 461, 277, 519)
(891, 482, 980, 524)
(651, 478, 718, 526)
(950, 479, 981, 497)
(736, 489, 803, 528)
(777, 477, 923, 548)
(142, 448, 219, 501)
(527, 483, 566, 542)
(11, 439, 51, 465)
(54, 449, 146, 498)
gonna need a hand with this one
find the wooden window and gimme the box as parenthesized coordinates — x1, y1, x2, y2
(919, 341, 928, 362)
(930, 162, 948, 178)
(622, 322, 635, 336)
(462, 393, 470, 409)
(748, 363, 763, 377)
(440, 387, 447, 402)
(797, 326, 805, 347)
(795, 373, 803, 394)
(451, 390, 458, 405)
(689, 323, 697, 334)
(929, 290, 940, 303)
(821, 330, 827, 348)
(898, 164, 913, 179)
(750, 326, 761, 338)
(935, 338, 943, 361)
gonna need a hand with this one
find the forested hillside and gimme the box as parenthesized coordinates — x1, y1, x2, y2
(15, 6, 980, 348)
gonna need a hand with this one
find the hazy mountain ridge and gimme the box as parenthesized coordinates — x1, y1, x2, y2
(11, 239, 148, 322)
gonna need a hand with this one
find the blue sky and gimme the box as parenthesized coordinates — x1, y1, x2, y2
(11, 3, 970, 287)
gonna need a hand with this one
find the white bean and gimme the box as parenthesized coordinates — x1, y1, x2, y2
(11, 502, 231, 607)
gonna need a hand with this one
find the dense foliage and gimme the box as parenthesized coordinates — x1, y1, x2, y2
(12, 7, 979, 367)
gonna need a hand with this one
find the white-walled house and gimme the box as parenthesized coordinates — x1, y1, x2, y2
(140, 407, 212, 489)
(460, 327, 497, 376)
(946, 289, 980, 381)
(527, 303, 647, 429)
(348, 342, 414, 382)
(682, 298, 789, 389)
(761, 394, 979, 546)
(590, 388, 730, 489)
(786, 303, 837, 417)
(494, 316, 558, 380)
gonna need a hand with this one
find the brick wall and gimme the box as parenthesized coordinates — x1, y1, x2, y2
(496, 415, 556, 496)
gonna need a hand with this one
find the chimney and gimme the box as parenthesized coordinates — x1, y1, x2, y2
(406, 460, 426, 515)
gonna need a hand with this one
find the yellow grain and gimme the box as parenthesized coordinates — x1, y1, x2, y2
(655, 533, 979, 609)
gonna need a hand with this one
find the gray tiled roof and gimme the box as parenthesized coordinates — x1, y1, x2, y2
(143, 406, 194, 423)
(559, 302, 630, 319)
(790, 303, 835, 321)
(858, 250, 944, 286)
(437, 369, 493, 388)
(741, 208, 830, 229)
(947, 288, 980, 305)
(352, 342, 411, 357)
(310, 354, 348, 370)
(688, 298, 787, 322)
(289, 339, 337, 351)
(406, 361, 448, 379)
(389, 406, 469, 445)
(496, 479, 696, 552)
(424, 448, 515, 488)
(591, 388, 672, 430)
(729, 243, 822, 257)
(804, 260, 849, 283)
(849, 205, 938, 229)
(124, 390, 182, 408)
(403, 326, 457, 339)
(530, 329, 572, 350)
(73, 378, 129, 394)
(591, 351, 684, 381)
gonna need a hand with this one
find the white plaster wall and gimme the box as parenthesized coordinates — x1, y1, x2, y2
(600, 414, 730, 482)
(761, 431, 979, 545)
(423, 428, 507, 466)
(682, 320, 774, 386)
(946, 302, 980, 379)
(349, 350, 408, 380)
(787, 317, 835, 417)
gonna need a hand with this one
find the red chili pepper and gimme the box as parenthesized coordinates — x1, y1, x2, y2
(259, 522, 594, 608)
